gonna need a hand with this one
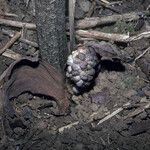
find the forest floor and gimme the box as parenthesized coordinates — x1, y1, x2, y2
(0, 0, 150, 150)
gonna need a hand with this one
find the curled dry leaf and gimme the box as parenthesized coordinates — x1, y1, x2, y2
(0, 56, 70, 117)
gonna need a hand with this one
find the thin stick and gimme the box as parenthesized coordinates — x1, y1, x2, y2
(97, 107, 123, 125)
(69, 0, 76, 52)
(2, 49, 22, 60)
(2, 29, 38, 48)
(58, 121, 79, 133)
(123, 102, 150, 119)
(76, 12, 140, 29)
(0, 18, 36, 30)
(0, 31, 21, 55)
(0, 13, 18, 17)
(134, 47, 149, 62)
(76, 30, 129, 42)
(100, 0, 110, 4)
(129, 31, 150, 41)
(86, 1, 96, 17)
(95, 0, 121, 14)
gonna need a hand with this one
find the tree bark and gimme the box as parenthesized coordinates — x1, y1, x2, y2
(35, 0, 68, 73)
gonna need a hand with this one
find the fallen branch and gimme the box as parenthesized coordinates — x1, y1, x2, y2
(76, 12, 140, 29)
(95, 0, 121, 13)
(0, 18, 36, 30)
(2, 29, 38, 48)
(2, 49, 22, 60)
(76, 30, 129, 42)
(86, 1, 96, 17)
(0, 31, 21, 55)
(76, 30, 150, 42)
(0, 13, 18, 17)
(69, 0, 76, 51)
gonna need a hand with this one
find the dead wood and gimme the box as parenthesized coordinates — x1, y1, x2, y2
(0, 18, 36, 30)
(76, 30, 150, 42)
(2, 49, 22, 60)
(95, 0, 121, 14)
(76, 12, 141, 29)
(0, 57, 70, 117)
(129, 31, 150, 41)
(69, 0, 76, 51)
(86, 1, 96, 17)
(2, 29, 38, 48)
(0, 13, 18, 17)
(0, 31, 21, 55)
(76, 30, 129, 42)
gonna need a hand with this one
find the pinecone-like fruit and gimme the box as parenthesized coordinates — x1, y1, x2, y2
(66, 45, 100, 94)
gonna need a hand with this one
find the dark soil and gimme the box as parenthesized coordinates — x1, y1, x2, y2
(0, 0, 150, 150)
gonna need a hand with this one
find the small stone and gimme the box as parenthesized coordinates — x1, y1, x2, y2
(76, 80, 84, 87)
(79, 0, 91, 13)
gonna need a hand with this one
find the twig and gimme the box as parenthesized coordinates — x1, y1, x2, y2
(76, 30, 150, 42)
(20, 38, 38, 48)
(76, 12, 141, 29)
(0, 13, 18, 17)
(76, 35, 96, 42)
(76, 30, 129, 42)
(123, 102, 150, 119)
(100, 0, 110, 4)
(0, 18, 36, 30)
(129, 31, 150, 41)
(134, 47, 150, 62)
(58, 121, 79, 133)
(69, 0, 76, 51)
(2, 29, 38, 48)
(2, 49, 22, 60)
(95, 0, 121, 14)
(0, 31, 21, 55)
(86, 1, 96, 17)
(97, 107, 123, 125)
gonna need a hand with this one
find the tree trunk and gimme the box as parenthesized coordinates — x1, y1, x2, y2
(35, 0, 68, 73)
